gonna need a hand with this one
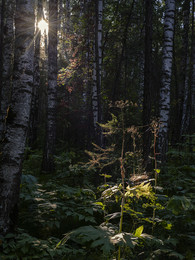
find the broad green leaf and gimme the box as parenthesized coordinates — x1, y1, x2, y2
(134, 225, 144, 237)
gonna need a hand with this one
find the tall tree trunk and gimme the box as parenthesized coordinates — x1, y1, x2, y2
(64, 0, 70, 60)
(143, 0, 153, 169)
(180, 0, 190, 136)
(0, 0, 34, 234)
(190, 0, 195, 132)
(112, 0, 135, 102)
(83, 0, 94, 145)
(58, 0, 66, 61)
(0, 0, 15, 139)
(42, 0, 58, 173)
(92, 0, 103, 145)
(0, 0, 4, 83)
(158, 0, 175, 163)
(29, 0, 43, 147)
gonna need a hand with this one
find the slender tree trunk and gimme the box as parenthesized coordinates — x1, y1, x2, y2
(158, 0, 175, 163)
(58, 0, 66, 61)
(92, 0, 103, 145)
(190, 0, 195, 132)
(29, 0, 43, 147)
(58, 0, 62, 32)
(42, 0, 58, 173)
(180, 0, 190, 136)
(0, 0, 4, 83)
(0, 0, 15, 139)
(143, 0, 153, 169)
(84, 0, 94, 145)
(112, 0, 135, 102)
(64, 0, 70, 60)
(66, 0, 70, 32)
(0, 0, 34, 234)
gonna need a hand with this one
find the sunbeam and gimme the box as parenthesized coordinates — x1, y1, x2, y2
(38, 19, 48, 34)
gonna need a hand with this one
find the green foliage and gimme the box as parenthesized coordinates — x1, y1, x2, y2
(19, 172, 102, 238)
(57, 223, 139, 259)
(0, 229, 87, 260)
(167, 195, 193, 215)
(22, 148, 42, 175)
(3, 122, 195, 260)
(157, 144, 195, 259)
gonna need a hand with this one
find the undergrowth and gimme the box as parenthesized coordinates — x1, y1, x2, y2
(0, 102, 194, 259)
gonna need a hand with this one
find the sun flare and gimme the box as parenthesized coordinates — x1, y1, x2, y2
(38, 19, 48, 34)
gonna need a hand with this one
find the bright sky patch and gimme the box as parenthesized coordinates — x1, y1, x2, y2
(38, 19, 48, 34)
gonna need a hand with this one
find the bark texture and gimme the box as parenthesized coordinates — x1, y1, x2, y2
(191, 0, 195, 125)
(0, 0, 15, 139)
(0, 0, 4, 83)
(158, 0, 175, 163)
(0, 0, 34, 234)
(180, 0, 190, 136)
(29, 0, 42, 147)
(42, 0, 58, 173)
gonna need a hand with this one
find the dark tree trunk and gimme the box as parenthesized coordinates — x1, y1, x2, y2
(112, 0, 135, 102)
(143, 0, 153, 169)
(0, 0, 34, 235)
(190, 0, 195, 134)
(42, 0, 58, 173)
(29, 0, 43, 148)
(92, 0, 103, 145)
(0, 0, 15, 139)
(0, 0, 4, 84)
(180, 0, 190, 136)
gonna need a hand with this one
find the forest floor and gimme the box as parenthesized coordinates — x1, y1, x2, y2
(0, 147, 195, 260)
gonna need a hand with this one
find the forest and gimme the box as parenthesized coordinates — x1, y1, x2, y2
(0, 0, 195, 259)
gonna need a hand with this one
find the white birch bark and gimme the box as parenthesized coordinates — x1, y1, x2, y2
(0, 0, 15, 139)
(0, 0, 34, 234)
(92, 0, 102, 142)
(158, 0, 175, 162)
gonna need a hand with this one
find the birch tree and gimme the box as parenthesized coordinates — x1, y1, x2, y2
(0, 0, 15, 139)
(158, 0, 175, 163)
(0, 0, 34, 234)
(42, 0, 58, 173)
